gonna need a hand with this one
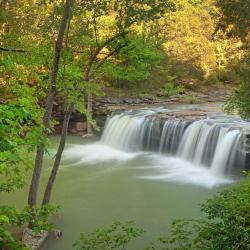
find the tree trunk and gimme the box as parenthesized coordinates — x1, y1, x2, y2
(42, 104, 74, 205)
(28, 0, 73, 212)
(87, 93, 93, 134)
(28, 88, 56, 207)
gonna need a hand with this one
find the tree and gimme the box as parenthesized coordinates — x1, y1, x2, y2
(160, 0, 218, 80)
(67, 0, 174, 133)
(103, 35, 163, 93)
(40, 0, 173, 206)
(216, 0, 250, 40)
(216, 0, 250, 118)
(27, 0, 73, 227)
(0, 85, 43, 249)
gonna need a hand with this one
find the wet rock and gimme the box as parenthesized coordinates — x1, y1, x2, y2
(22, 228, 48, 250)
(82, 133, 97, 139)
(71, 122, 87, 132)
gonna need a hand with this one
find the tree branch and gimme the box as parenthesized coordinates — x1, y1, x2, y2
(92, 5, 100, 48)
(92, 31, 129, 61)
(85, 31, 129, 80)
(0, 47, 26, 53)
(90, 42, 128, 78)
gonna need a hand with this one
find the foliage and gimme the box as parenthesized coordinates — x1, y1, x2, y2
(161, 0, 218, 79)
(73, 221, 144, 250)
(216, 0, 250, 39)
(0, 83, 46, 248)
(104, 35, 163, 90)
(0, 205, 59, 250)
(184, 93, 198, 104)
(0, 97, 41, 248)
(160, 76, 185, 97)
(147, 175, 250, 250)
(0, 94, 43, 192)
(216, 0, 250, 118)
(224, 82, 250, 119)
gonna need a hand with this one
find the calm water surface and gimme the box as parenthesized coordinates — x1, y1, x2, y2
(2, 136, 232, 250)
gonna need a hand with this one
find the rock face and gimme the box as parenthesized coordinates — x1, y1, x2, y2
(22, 228, 48, 250)
(53, 89, 232, 134)
(243, 132, 250, 170)
(68, 122, 87, 135)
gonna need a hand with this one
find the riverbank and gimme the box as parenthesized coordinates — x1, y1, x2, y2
(53, 88, 233, 135)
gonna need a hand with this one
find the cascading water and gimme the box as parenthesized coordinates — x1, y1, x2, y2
(101, 109, 163, 151)
(211, 129, 243, 175)
(177, 120, 243, 175)
(100, 109, 247, 176)
(159, 120, 189, 154)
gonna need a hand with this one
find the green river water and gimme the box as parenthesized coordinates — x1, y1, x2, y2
(2, 135, 232, 250)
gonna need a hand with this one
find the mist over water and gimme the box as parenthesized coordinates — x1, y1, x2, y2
(63, 143, 234, 189)
(63, 107, 248, 188)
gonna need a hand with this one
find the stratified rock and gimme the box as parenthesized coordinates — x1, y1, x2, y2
(22, 228, 48, 250)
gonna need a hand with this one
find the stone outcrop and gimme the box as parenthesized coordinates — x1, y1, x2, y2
(22, 228, 48, 250)
(68, 121, 87, 135)
(243, 132, 250, 170)
(53, 89, 232, 134)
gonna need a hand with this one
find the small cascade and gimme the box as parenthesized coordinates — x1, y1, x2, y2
(101, 109, 163, 151)
(159, 120, 189, 155)
(177, 121, 229, 166)
(177, 120, 243, 174)
(100, 109, 247, 175)
(211, 130, 242, 175)
(101, 113, 145, 151)
(139, 118, 161, 152)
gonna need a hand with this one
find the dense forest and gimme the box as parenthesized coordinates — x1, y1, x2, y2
(0, 0, 250, 249)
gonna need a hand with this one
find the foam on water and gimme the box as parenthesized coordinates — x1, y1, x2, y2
(138, 155, 234, 189)
(62, 143, 233, 188)
(61, 108, 249, 188)
(63, 143, 143, 165)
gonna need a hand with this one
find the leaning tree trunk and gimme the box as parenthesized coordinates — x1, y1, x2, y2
(87, 93, 93, 134)
(28, 0, 73, 215)
(42, 104, 74, 205)
(28, 89, 55, 207)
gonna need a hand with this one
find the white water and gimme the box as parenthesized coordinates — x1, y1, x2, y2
(177, 121, 242, 172)
(159, 120, 188, 154)
(64, 108, 248, 188)
(211, 129, 241, 176)
(100, 110, 245, 173)
(140, 155, 233, 188)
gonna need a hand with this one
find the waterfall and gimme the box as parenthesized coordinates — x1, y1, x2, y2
(159, 120, 188, 154)
(101, 114, 145, 151)
(101, 109, 163, 151)
(100, 109, 246, 175)
(177, 120, 243, 174)
(178, 121, 230, 166)
(211, 130, 242, 175)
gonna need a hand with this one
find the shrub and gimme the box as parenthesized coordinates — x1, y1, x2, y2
(148, 174, 250, 250)
(224, 82, 250, 119)
(73, 221, 144, 250)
